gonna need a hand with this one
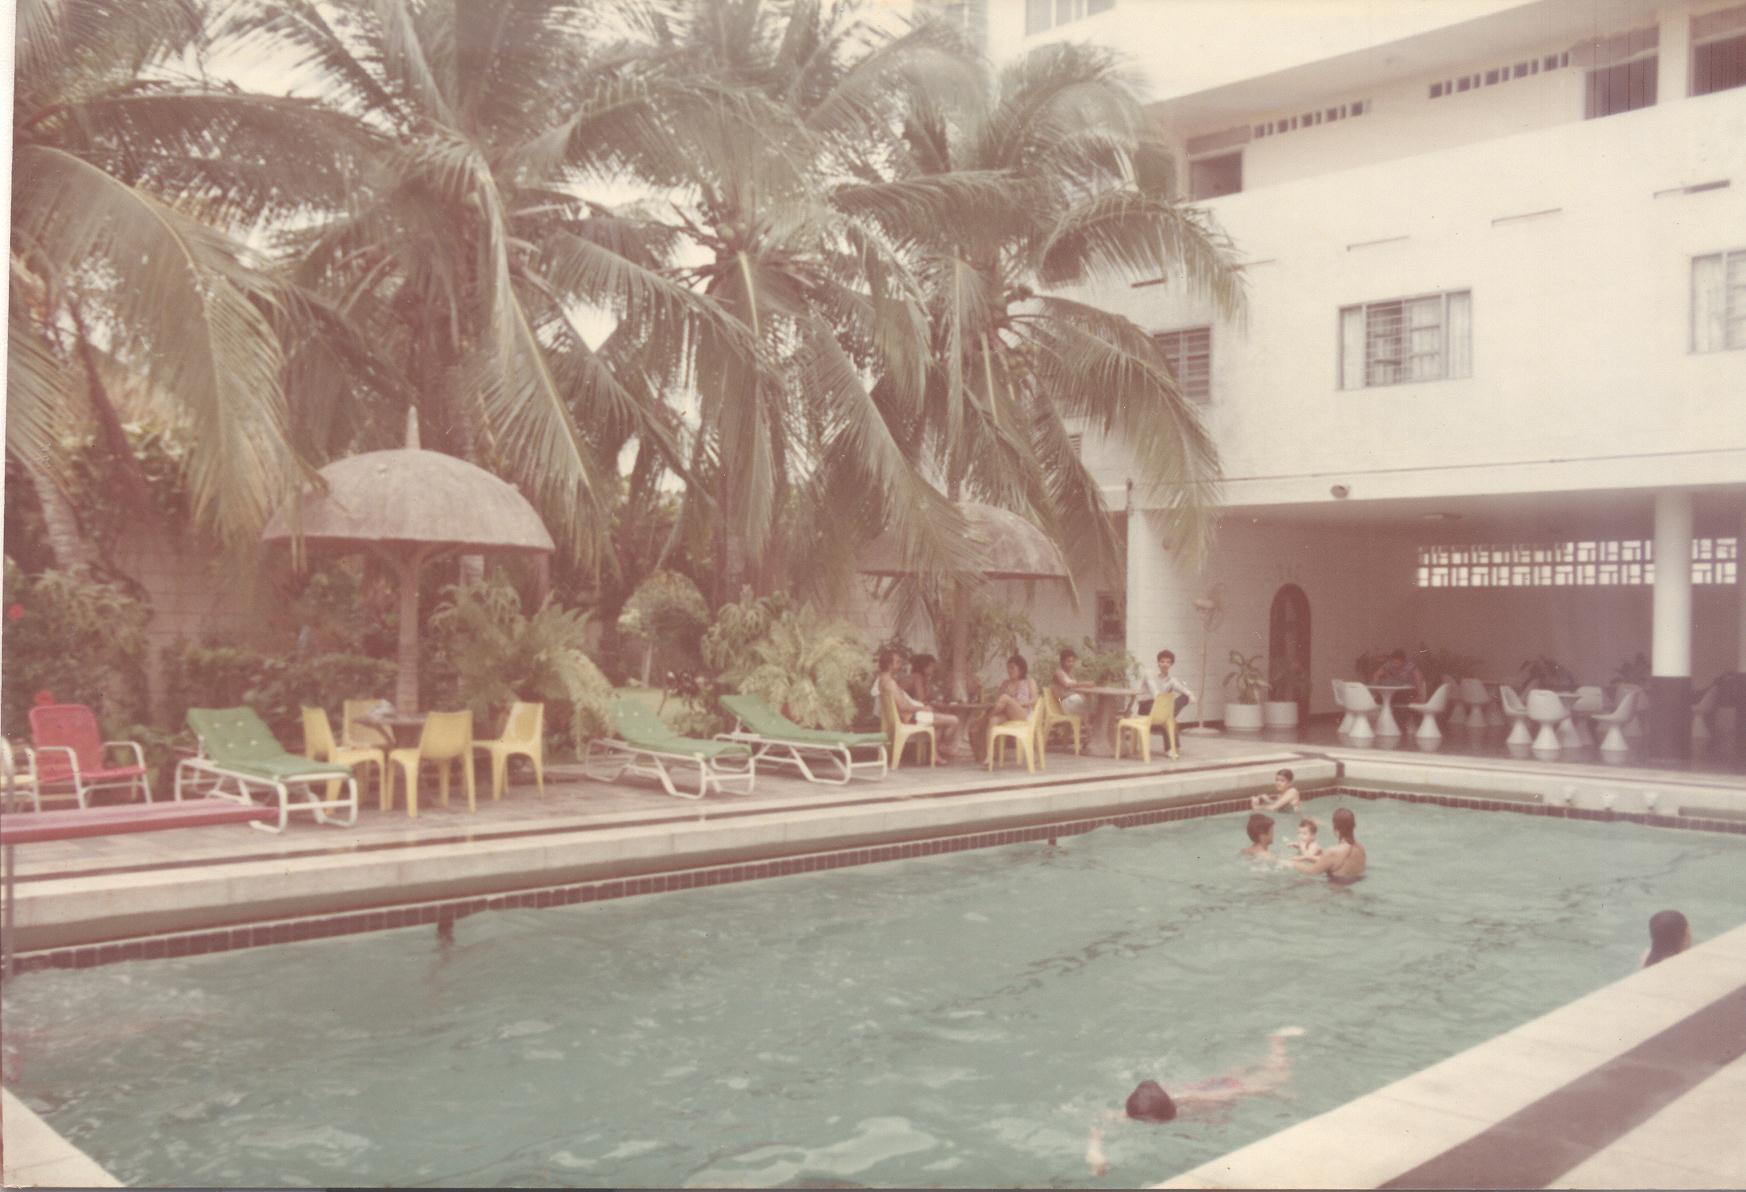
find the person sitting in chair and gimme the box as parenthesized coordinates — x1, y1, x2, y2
(877, 648, 962, 762)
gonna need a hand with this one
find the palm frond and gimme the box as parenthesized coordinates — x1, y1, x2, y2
(1035, 190, 1246, 320)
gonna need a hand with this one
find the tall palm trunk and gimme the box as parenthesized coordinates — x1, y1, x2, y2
(23, 460, 97, 575)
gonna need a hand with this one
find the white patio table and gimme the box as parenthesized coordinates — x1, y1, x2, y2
(1082, 686, 1142, 756)
(1366, 684, 1414, 736)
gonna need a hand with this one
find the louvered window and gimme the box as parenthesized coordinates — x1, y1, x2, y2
(1693, 4, 1746, 95)
(1340, 292, 1471, 389)
(1692, 249, 1746, 352)
(1154, 327, 1212, 404)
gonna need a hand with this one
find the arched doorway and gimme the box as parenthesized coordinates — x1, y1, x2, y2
(1268, 584, 1311, 720)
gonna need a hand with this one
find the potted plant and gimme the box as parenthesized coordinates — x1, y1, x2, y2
(1518, 654, 1576, 692)
(1264, 655, 1306, 728)
(1223, 649, 1269, 731)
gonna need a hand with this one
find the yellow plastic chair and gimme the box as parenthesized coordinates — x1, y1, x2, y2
(386, 711, 475, 817)
(880, 686, 936, 769)
(342, 699, 394, 749)
(302, 706, 388, 810)
(474, 701, 545, 801)
(987, 700, 1045, 773)
(1, 739, 42, 811)
(1040, 688, 1084, 757)
(1116, 695, 1178, 762)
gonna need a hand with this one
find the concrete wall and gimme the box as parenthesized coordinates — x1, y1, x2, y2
(1126, 512, 1420, 721)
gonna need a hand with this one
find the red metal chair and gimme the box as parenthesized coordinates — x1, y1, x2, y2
(28, 704, 152, 808)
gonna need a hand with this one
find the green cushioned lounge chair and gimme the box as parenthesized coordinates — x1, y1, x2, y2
(582, 697, 756, 800)
(176, 707, 359, 832)
(717, 693, 888, 785)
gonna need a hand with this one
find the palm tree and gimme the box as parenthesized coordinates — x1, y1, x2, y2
(846, 42, 1247, 693)
(218, 0, 749, 566)
(629, 0, 986, 604)
(9, 0, 336, 558)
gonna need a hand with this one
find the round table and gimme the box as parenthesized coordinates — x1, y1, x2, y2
(1550, 691, 1592, 748)
(1366, 684, 1414, 736)
(358, 712, 426, 749)
(1082, 686, 1141, 756)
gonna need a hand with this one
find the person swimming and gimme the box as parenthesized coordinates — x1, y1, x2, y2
(1086, 1027, 1306, 1175)
(1294, 807, 1365, 884)
(1643, 909, 1692, 967)
(1239, 812, 1276, 859)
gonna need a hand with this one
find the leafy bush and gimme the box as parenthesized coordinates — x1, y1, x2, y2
(1037, 634, 1136, 687)
(160, 641, 397, 742)
(2, 559, 149, 736)
(615, 571, 710, 683)
(701, 589, 872, 731)
(428, 578, 612, 754)
(963, 599, 1037, 679)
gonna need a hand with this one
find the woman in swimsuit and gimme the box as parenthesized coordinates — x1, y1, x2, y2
(992, 654, 1038, 725)
(1294, 806, 1365, 884)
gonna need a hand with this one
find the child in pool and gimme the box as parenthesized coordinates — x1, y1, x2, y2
(1086, 1027, 1307, 1175)
(1290, 816, 1322, 860)
(1251, 769, 1301, 811)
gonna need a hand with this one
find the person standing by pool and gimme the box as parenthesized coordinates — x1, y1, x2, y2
(1240, 812, 1276, 859)
(991, 654, 1039, 726)
(1294, 806, 1365, 884)
(1086, 1027, 1307, 1175)
(1643, 909, 1692, 966)
(877, 648, 963, 762)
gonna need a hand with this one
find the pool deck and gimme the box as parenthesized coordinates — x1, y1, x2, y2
(1156, 922, 1746, 1190)
(4, 735, 1330, 956)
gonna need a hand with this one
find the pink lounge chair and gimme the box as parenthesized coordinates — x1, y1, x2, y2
(28, 703, 152, 808)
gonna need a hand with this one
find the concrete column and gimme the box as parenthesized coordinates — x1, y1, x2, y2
(1737, 505, 1746, 672)
(1659, 7, 1692, 101)
(1649, 491, 1693, 760)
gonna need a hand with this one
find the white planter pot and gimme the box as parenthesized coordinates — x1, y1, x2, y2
(1263, 700, 1300, 728)
(1224, 702, 1266, 731)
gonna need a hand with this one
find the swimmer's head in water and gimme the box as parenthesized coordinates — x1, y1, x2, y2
(1646, 909, 1691, 965)
(1332, 807, 1356, 843)
(1125, 1080, 1177, 1122)
(1246, 812, 1273, 844)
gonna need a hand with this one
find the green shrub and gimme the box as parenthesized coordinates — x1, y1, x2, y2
(701, 590, 871, 732)
(2, 559, 149, 737)
(616, 571, 710, 684)
(428, 578, 611, 755)
(160, 641, 397, 742)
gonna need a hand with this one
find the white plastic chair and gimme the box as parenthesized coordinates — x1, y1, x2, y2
(1342, 682, 1379, 741)
(1458, 678, 1491, 729)
(1331, 678, 1353, 735)
(1405, 682, 1454, 741)
(1497, 684, 1533, 746)
(1592, 689, 1639, 754)
(1527, 689, 1571, 752)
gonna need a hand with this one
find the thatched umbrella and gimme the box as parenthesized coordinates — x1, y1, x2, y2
(262, 412, 555, 711)
(861, 503, 1072, 700)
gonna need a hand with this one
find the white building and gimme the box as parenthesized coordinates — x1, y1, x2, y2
(977, 0, 1746, 756)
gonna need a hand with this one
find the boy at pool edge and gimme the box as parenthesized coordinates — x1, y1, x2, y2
(1086, 1026, 1308, 1177)
(1252, 768, 1300, 811)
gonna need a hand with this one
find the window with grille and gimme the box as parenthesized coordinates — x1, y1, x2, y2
(1027, 0, 1111, 35)
(1693, 4, 1746, 95)
(1692, 249, 1746, 352)
(1583, 26, 1658, 117)
(1339, 292, 1471, 389)
(1415, 539, 1738, 588)
(1154, 327, 1212, 404)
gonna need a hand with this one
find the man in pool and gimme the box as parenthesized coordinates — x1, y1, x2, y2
(1294, 806, 1365, 884)
(1239, 812, 1275, 859)
(1086, 1027, 1306, 1175)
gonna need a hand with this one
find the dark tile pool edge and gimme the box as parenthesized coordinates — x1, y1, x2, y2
(12, 785, 1745, 974)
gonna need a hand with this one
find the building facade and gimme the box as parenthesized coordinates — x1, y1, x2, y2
(996, 0, 1745, 753)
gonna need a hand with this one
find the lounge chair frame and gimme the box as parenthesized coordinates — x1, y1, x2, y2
(173, 756, 359, 833)
(581, 737, 755, 800)
(715, 728, 887, 785)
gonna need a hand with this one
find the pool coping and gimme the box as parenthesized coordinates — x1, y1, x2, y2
(1154, 923, 1746, 1189)
(1, 1087, 120, 1188)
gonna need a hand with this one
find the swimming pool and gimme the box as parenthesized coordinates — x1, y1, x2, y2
(6, 798, 1746, 1188)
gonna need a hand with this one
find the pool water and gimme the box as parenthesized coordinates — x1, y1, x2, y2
(7, 799, 1746, 1188)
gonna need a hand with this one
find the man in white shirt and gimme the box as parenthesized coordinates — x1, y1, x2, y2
(1139, 649, 1195, 720)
